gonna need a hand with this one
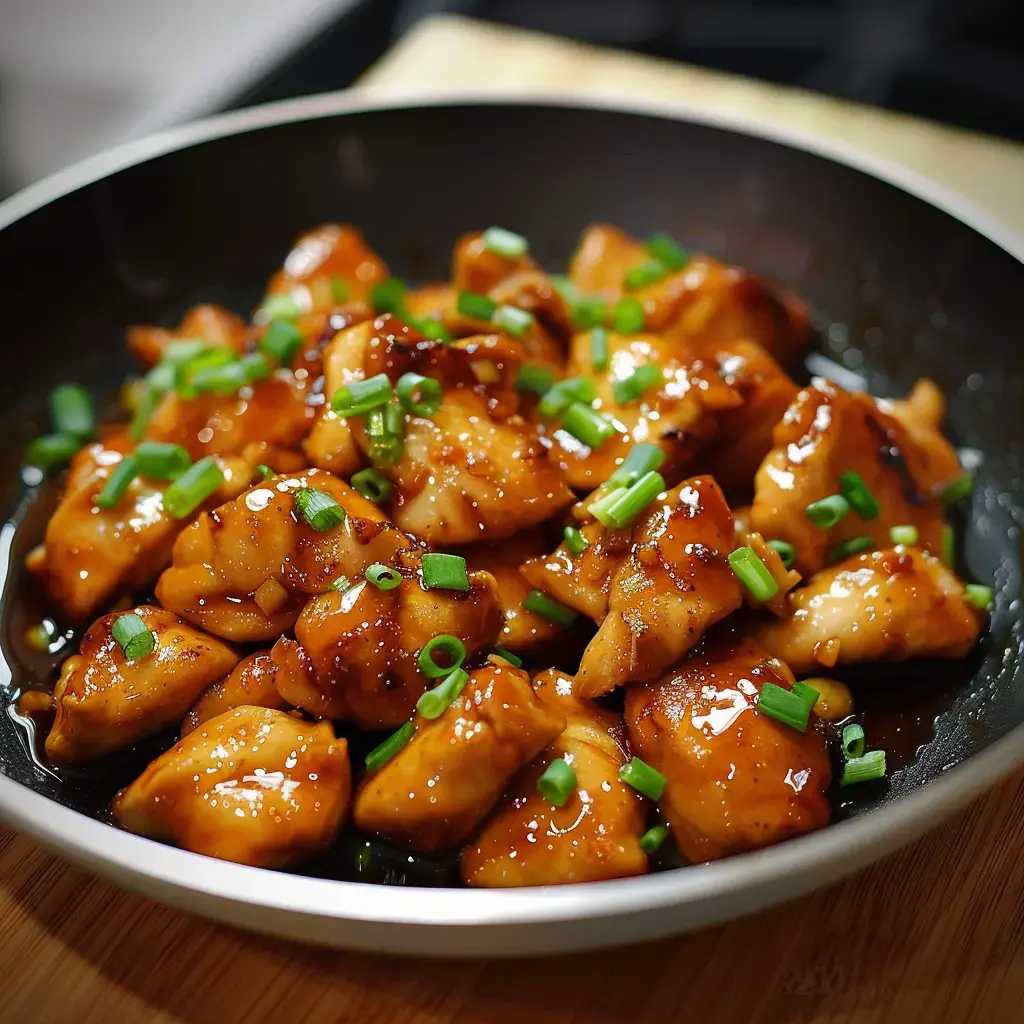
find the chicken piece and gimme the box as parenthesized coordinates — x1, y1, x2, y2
(143, 372, 314, 461)
(27, 443, 253, 621)
(353, 662, 566, 853)
(457, 529, 564, 651)
(156, 468, 414, 642)
(883, 378, 963, 491)
(734, 529, 802, 618)
(404, 283, 456, 325)
(750, 378, 959, 576)
(114, 706, 350, 868)
(544, 328, 740, 491)
(576, 476, 743, 695)
(698, 340, 799, 497)
(127, 304, 247, 368)
(46, 606, 239, 764)
(273, 561, 503, 729)
(567, 224, 648, 302)
(182, 650, 288, 736)
(750, 546, 986, 672)
(462, 668, 646, 887)
(625, 636, 831, 863)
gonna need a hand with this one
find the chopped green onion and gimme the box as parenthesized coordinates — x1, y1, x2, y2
(134, 442, 191, 480)
(612, 297, 645, 333)
(330, 276, 349, 303)
(645, 233, 689, 270)
(619, 757, 667, 801)
(550, 275, 580, 303)
(365, 563, 402, 590)
(111, 612, 156, 661)
(293, 487, 346, 532)
(456, 290, 497, 321)
(239, 352, 273, 384)
(328, 574, 352, 592)
(942, 473, 974, 505)
(729, 546, 779, 601)
(182, 346, 235, 378)
(95, 454, 140, 509)
(24, 434, 80, 470)
(537, 757, 577, 807)
(523, 590, 578, 627)
(606, 443, 666, 490)
(189, 360, 248, 396)
(766, 539, 796, 569)
(163, 456, 224, 518)
(491, 647, 522, 667)
(256, 463, 273, 481)
(331, 373, 394, 418)
(259, 293, 302, 320)
(839, 471, 880, 520)
(964, 584, 993, 611)
(370, 278, 407, 315)
(805, 494, 850, 528)
(827, 536, 874, 563)
(639, 824, 669, 854)
(589, 325, 609, 371)
(421, 552, 469, 592)
(612, 363, 662, 406)
(365, 400, 406, 468)
(396, 373, 442, 416)
(260, 319, 304, 367)
(417, 634, 467, 678)
(624, 259, 668, 290)
(492, 304, 534, 338)
(537, 377, 596, 419)
(564, 526, 588, 555)
(941, 523, 954, 566)
(516, 364, 555, 395)
(414, 317, 452, 342)
(482, 226, 529, 258)
(571, 296, 607, 330)
(791, 681, 820, 707)
(416, 667, 470, 719)
(561, 402, 616, 449)
(50, 384, 96, 441)
(889, 524, 919, 546)
(365, 721, 414, 771)
(590, 470, 665, 529)
(351, 467, 394, 504)
(162, 339, 208, 369)
(758, 681, 812, 731)
(128, 387, 161, 442)
(840, 749, 887, 786)
(842, 723, 866, 759)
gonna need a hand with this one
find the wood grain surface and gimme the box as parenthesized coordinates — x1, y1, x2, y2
(4, 15, 1024, 1023)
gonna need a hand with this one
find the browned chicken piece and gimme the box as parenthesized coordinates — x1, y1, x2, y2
(750, 378, 959, 577)
(883, 378, 963, 491)
(46, 605, 239, 763)
(156, 468, 414, 642)
(404, 283, 456, 324)
(750, 547, 986, 672)
(272, 561, 502, 729)
(576, 477, 743, 695)
(626, 636, 832, 863)
(457, 529, 564, 651)
(114, 706, 350, 868)
(462, 668, 647, 887)
(567, 224, 648, 301)
(127, 303, 248, 368)
(544, 328, 740, 491)
(239, 440, 310, 476)
(353, 662, 566, 853)
(182, 650, 289, 735)
(698, 340, 799, 497)
(27, 443, 254, 621)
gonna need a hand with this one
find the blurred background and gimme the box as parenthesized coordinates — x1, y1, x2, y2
(3, 0, 1024, 198)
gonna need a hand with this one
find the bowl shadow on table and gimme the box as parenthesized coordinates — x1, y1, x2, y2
(4, 774, 1024, 1024)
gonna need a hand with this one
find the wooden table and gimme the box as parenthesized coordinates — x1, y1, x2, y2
(4, 16, 1024, 1023)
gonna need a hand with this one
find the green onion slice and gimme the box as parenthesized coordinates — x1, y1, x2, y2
(941, 523, 954, 567)
(522, 590, 578, 627)
(492, 304, 534, 338)
(351, 467, 394, 504)
(50, 383, 96, 441)
(163, 456, 224, 518)
(561, 402, 616, 449)
(645, 233, 689, 270)
(537, 757, 577, 807)
(396, 373, 442, 416)
(456, 290, 497, 321)
(331, 372, 394, 418)
(421, 552, 469, 592)
(256, 463, 273, 481)
(589, 325, 609, 371)
(416, 667, 471, 719)
(259, 293, 302, 320)
(839, 471, 881, 520)
(964, 583, 993, 611)
(294, 487, 346, 531)
(942, 473, 974, 505)
(606, 443, 666, 490)
(624, 260, 668, 290)
(828, 536, 874, 564)
(481, 226, 529, 258)
(590, 471, 665, 529)
(805, 494, 850, 528)
(95, 455, 140, 510)
(758, 681, 813, 731)
(612, 296, 645, 333)
(766, 539, 796, 569)
(516, 364, 555, 395)
(417, 634, 467, 679)
(260, 319, 304, 367)
(571, 296, 607, 331)
(537, 377, 596, 419)
(564, 526, 588, 555)
(840, 749, 887, 786)
(370, 278, 407, 315)
(491, 647, 522, 667)
(639, 824, 669, 854)
(791, 681, 820, 707)
(365, 721, 415, 771)
(330, 276, 349, 303)
(619, 757, 667, 801)
(728, 546, 780, 601)
(842, 723, 866, 759)
(889, 524, 919, 546)
(240, 352, 273, 384)
(365, 400, 406, 468)
(612, 363, 662, 406)
(24, 434, 80, 470)
(134, 442, 191, 480)
(364, 563, 402, 590)
(111, 612, 156, 661)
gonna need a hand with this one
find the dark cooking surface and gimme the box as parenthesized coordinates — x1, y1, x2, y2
(0, 102, 1020, 884)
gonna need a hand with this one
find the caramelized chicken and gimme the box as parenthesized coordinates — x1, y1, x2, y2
(127, 303, 247, 368)
(353, 662, 566, 853)
(463, 668, 646, 886)
(568, 223, 648, 301)
(750, 378, 959, 576)
(114, 706, 350, 867)
(884, 378, 963, 490)
(732, 516, 802, 618)
(626, 636, 831, 862)
(156, 468, 414, 641)
(751, 547, 986, 672)
(182, 650, 288, 736)
(272, 563, 502, 729)
(46, 605, 239, 763)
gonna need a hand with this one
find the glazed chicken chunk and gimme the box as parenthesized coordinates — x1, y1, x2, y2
(463, 668, 647, 886)
(626, 636, 832, 862)
(46, 605, 239, 763)
(353, 662, 566, 853)
(114, 706, 351, 868)
(127, 303, 247, 368)
(182, 650, 289, 735)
